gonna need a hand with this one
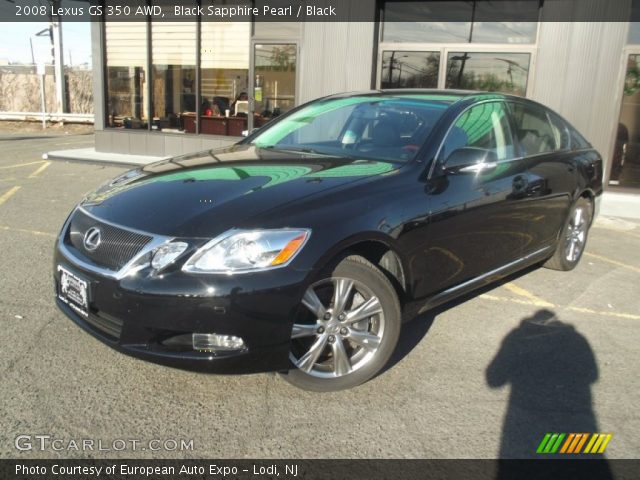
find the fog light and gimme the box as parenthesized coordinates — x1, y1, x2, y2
(192, 333, 245, 351)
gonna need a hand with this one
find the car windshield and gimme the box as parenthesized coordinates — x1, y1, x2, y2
(250, 95, 456, 163)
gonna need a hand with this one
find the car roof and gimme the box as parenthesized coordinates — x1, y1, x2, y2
(324, 89, 529, 106)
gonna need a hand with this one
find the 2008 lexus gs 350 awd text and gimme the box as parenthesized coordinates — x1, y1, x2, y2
(54, 91, 603, 391)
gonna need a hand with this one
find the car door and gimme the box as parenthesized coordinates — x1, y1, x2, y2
(414, 100, 531, 298)
(508, 101, 575, 254)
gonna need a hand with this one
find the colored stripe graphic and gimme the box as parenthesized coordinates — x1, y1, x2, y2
(537, 433, 552, 453)
(538, 433, 613, 454)
(560, 434, 575, 453)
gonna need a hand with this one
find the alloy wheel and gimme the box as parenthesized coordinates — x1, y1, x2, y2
(290, 277, 385, 379)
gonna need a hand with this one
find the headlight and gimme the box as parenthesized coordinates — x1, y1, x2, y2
(182, 229, 310, 274)
(151, 241, 189, 271)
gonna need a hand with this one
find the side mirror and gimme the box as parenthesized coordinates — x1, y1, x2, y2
(241, 127, 261, 137)
(444, 147, 499, 174)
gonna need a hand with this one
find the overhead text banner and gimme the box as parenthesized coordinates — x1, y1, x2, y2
(0, 0, 638, 22)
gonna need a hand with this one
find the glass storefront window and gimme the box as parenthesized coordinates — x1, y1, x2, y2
(197, 22, 250, 136)
(612, 54, 640, 188)
(105, 22, 148, 129)
(151, 20, 196, 133)
(381, 51, 440, 89)
(445, 52, 530, 96)
(253, 44, 297, 127)
(381, 1, 539, 44)
(629, 23, 640, 45)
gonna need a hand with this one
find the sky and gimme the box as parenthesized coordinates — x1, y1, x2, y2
(0, 22, 91, 66)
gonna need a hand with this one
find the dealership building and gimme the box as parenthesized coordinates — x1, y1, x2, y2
(86, 0, 640, 193)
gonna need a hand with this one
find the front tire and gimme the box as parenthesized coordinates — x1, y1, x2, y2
(544, 196, 593, 271)
(280, 255, 401, 392)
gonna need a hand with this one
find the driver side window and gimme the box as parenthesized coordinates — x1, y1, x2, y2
(441, 102, 515, 163)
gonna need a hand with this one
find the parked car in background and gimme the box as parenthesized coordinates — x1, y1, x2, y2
(54, 90, 603, 391)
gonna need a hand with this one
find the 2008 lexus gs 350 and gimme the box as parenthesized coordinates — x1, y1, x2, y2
(55, 91, 603, 391)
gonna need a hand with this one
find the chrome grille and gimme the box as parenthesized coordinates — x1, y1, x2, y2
(67, 209, 152, 271)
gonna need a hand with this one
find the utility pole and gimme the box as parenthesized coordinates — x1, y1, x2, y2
(49, 0, 67, 113)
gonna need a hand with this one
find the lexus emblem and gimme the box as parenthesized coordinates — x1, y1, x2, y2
(83, 227, 102, 252)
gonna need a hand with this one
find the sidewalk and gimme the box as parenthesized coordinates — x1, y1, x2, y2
(44, 147, 167, 166)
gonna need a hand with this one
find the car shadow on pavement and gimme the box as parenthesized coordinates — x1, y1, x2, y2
(486, 308, 613, 478)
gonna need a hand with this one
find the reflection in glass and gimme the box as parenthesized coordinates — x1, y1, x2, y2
(612, 54, 640, 188)
(253, 44, 297, 127)
(151, 21, 196, 132)
(253, 22, 301, 38)
(105, 22, 148, 129)
(197, 22, 250, 136)
(629, 22, 640, 45)
(446, 52, 530, 96)
(381, 51, 440, 89)
(381, 1, 538, 44)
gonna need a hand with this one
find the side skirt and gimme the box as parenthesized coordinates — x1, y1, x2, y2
(412, 245, 553, 317)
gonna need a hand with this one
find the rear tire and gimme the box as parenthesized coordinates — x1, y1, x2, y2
(544, 196, 593, 271)
(280, 255, 401, 392)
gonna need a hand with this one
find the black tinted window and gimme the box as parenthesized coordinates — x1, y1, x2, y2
(547, 113, 571, 151)
(442, 101, 515, 162)
(509, 102, 558, 156)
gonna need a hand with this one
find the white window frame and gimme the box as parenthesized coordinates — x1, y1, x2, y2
(376, 20, 541, 97)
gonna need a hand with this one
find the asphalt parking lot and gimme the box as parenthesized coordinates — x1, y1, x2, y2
(0, 128, 638, 460)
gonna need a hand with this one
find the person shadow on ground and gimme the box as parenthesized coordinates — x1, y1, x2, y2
(486, 309, 612, 479)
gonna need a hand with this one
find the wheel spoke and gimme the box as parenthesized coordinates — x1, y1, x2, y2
(331, 337, 352, 376)
(302, 288, 326, 319)
(574, 207, 583, 228)
(332, 278, 354, 314)
(345, 296, 382, 325)
(291, 323, 319, 339)
(568, 239, 576, 261)
(347, 329, 381, 350)
(296, 333, 329, 372)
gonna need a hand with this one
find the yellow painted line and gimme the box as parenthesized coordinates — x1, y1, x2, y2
(479, 294, 640, 321)
(567, 306, 640, 321)
(592, 225, 640, 240)
(503, 282, 554, 307)
(0, 186, 21, 206)
(28, 161, 51, 178)
(480, 294, 543, 308)
(584, 252, 640, 274)
(0, 225, 56, 238)
(0, 160, 45, 170)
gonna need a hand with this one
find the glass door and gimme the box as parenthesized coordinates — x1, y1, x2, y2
(612, 52, 640, 189)
(249, 43, 298, 132)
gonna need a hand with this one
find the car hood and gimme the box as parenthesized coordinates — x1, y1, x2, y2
(80, 144, 399, 238)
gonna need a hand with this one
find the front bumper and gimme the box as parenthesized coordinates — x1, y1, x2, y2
(53, 243, 310, 374)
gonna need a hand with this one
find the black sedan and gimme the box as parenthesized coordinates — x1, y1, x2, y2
(54, 91, 603, 391)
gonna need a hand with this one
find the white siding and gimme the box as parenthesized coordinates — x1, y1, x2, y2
(531, 0, 631, 169)
(299, 21, 376, 104)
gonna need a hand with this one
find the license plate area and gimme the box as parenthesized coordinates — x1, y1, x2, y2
(57, 265, 90, 317)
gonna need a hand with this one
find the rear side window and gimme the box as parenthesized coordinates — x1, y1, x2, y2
(441, 101, 516, 162)
(570, 127, 591, 150)
(547, 113, 571, 151)
(509, 102, 559, 156)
